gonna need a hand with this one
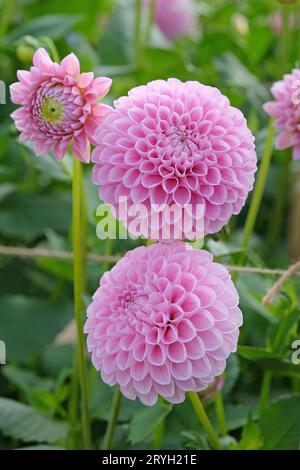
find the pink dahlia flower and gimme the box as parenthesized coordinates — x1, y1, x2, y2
(10, 48, 112, 162)
(264, 69, 300, 160)
(84, 242, 242, 406)
(92, 79, 256, 239)
(144, 0, 197, 40)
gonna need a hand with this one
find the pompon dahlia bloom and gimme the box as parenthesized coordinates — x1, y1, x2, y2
(10, 48, 112, 162)
(264, 69, 300, 160)
(84, 242, 242, 406)
(143, 0, 197, 40)
(92, 79, 256, 239)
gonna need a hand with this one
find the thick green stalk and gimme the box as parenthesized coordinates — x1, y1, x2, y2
(215, 391, 228, 437)
(188, 392, 223, 450)
(72, 158, 91, 449)
(240, 119, 275, 258)
(102, 387, 122, 450)
(267, 153, 290, 249)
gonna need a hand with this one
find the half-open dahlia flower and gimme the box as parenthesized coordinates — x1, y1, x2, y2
(10, 48, 112, 162)
(92, 79, 256, 239)
(143, 0, 197, 40)
(264, 69, 300, 160)
(84, 242, 242, 406)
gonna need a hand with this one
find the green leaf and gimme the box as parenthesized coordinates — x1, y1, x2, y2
(2, 365, 54, 393)
(223, 354, 240, 397)
(254, 358, 300, 379)
(0, 296, 72, 364)
(3, 14, 81, 42)
(0, 398, 68, 444)
(259, 395, 300, 450)
(238, 346, 300, 378)
(99, 1, 134, 65)
(40, 345, 74, 378)
(209, 403, 257, 432)
(128, 402, 173, 445)
(231, 414, 263, 450)
(238, 346, 282, 361)
(0, 192, 72, 240)
(269, 311, 300, 354)
(215, 52, 268, 109)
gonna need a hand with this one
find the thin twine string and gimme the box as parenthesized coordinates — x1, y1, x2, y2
(0, 245, 299, 305)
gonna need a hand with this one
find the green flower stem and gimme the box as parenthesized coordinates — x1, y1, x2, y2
(0, 0, 16, 36)
(215, 391, 228, 437)
(188, 391, 223, 450)
(258, 370, 272, 415)
(145, 0, 156, 45)
(72, 157, 91, 449)
(68, 348, 80, 449)
(236, 118, 275, 272)
(102, 387, 123, 450)
(134, 0, 143, 67)
(267, 152, 290, 250)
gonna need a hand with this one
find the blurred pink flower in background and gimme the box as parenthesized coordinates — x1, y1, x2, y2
(85, 242, 242, 406)
(92, 78, 256, 239)
(264, 69, 300, 160)
(270, 10, 297, 36)
(144, 0, 197, 40)
(10, 48, 112, 162)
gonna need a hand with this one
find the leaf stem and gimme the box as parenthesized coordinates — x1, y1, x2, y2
(233, 118, 275, 279)
(215, 391, 228, 437)
(258, 370, 272, 416)
(188, 391, 223, 450)
(241, 119, 275, 251)
(102, 387, 122, 450)
(72, 158, 91, 449)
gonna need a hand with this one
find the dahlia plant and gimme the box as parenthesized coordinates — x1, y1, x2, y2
(10, 47, 112, 449)
(86, 75, 257, 449)
(9, 43, 256, 454)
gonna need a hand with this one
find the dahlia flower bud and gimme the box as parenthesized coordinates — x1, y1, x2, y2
(10, 48, 112, 162)
(92, 78, 256, 239)
(144, 0, 197, 40)
(199, 375, 224, 402)
(264, 69, 300, 160)
(84, 242, 242, 406)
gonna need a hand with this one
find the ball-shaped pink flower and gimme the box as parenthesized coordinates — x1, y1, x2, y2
(144, 0, 197, 40)
(10, 48, 112, 162)
(92, 79, 256, 239)
(264, 69, 300, 160)
(84, 242, 242, 406)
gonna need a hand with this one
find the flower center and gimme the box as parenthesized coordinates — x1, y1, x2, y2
(40, 97, 64, 124)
